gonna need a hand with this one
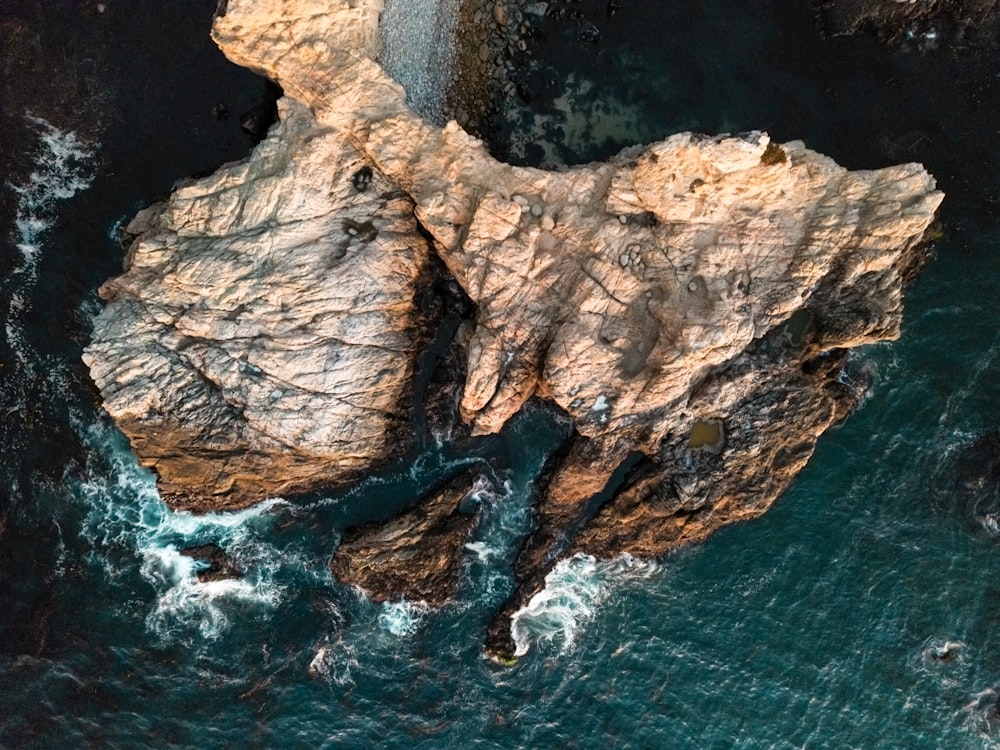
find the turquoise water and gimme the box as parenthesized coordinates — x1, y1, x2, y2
(3, 2, 1000, 748)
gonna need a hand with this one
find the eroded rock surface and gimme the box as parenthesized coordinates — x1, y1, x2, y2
(85, 98, 432, 510)
(87, 0, 943, 657)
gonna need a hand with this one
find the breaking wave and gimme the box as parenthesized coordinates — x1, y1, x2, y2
(378, 600, 431, 637)
(69, 416, 324, 644)
(510, 553, 661, 657)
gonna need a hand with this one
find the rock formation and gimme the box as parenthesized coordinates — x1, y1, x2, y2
(332, 467, 489, 604)
(84, 97, 433, 509)
(180, 542, 243, 583)
(814, 0, 999, 43)
(85, 0, 943, 658)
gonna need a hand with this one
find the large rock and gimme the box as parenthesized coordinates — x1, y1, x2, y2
(814, 0, 999, 43)
(87, 0, 943, 655)
(331, 467, 489, 604)
(84, 97, 432, 510)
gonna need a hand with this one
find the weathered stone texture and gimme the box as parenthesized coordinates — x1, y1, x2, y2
(87, 0, 943, 657)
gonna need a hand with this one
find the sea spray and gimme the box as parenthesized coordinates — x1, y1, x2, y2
(460, 474, 527, 607)
(510, 553, 662, 657)
(0, 115, 96, 471)
(378, 0, 461, 123)
(309, 639, 360, 686)
(69, 416, 329, 644)
(378, 600, 431, 637)
(4, 116, 96, 369)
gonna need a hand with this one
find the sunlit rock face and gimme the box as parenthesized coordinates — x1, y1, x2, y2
(88, 0, 942, 654)
(85, 98, 431, 510)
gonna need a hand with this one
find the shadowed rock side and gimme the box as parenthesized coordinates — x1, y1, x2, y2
(484, 324, 873, 657)
(332, 467, 489, 604)
(87, 0, 943, 657)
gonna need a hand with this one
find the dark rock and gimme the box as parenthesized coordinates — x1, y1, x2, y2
(351, 165, 373, 192)
(238, 84, 281, 142)
(577, 21, 601, 45)
(813, 0, 1000, 45)
(930, 430, 1000, 537)
(180, 543, 242, 583)
(483, 287, 894, 662)
(331, 467, 489, 605)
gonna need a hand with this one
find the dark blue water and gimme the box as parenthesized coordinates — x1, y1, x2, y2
(3, 2, 1000, 747)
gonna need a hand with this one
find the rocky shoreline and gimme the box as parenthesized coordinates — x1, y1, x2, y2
(447, 0, 1000, 157)
(447, 0, 526, 141)
(85, 0, 942, 660)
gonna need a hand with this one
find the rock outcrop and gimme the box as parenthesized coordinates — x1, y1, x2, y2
(86, 0, 943, 657)
(180, 542, 243, 583)
(814, 0, 999, 43)
(84, 97, 433, 510)
(332, 467, 489, 604)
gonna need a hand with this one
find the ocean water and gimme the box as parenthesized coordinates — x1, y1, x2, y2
(2, 1, 1000, 748)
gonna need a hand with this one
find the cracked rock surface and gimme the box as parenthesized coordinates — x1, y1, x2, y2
(85, 98, 431, 509)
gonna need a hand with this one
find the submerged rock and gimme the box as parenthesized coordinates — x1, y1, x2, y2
(931, 430, 1000, 537)
(814, 0, 1000, 45)
(86, 0, 943, 656)
(180, 543, 242, 583)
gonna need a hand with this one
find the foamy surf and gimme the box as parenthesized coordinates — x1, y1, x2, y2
(378, 600, 430, 637)
(960, 688, 1000, 744)
(456, 472, 537, 609)
(69, 416, 322, 644)
(510, 553, 661, 657)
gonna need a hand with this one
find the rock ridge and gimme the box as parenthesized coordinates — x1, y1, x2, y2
(84, 0, 943, 658)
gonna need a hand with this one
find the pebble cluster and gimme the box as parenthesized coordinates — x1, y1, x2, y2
(447, 0, 539, 140)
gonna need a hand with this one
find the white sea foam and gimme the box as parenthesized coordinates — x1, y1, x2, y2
(917, 636, 967, 668)
(4, 115, 96, 369)
(377, 599, 430, 637)
(309, 644, 331, 677)
(309, 640, 359, 686)
(70, 417, 315, 643)
(959, 687, 1000, 743)
(510, 553, 661, 657)
(482, 477, 527, 537)
(455, 474, 531, 609)
(464, 541, 501, 563)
